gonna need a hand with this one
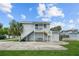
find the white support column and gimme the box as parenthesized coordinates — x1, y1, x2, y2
(51, 31, 52, 42)
(34, 24, 35, 41)
(46, 33, 48, 42)
(47, 25, 49, 42)
(43, 24, 44, 42)
(47, 26, 49, 42)
(47, 31, 49, 42)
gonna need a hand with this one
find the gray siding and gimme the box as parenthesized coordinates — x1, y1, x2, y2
(69, 34, 79, 40)
(21, 23, 34, 39)
(21, 22, 59, 42)
(25, 32, 48, 41)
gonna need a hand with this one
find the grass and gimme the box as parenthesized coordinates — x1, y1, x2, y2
(0, 41, 79, 56)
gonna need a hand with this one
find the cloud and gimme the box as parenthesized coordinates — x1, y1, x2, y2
(29, 8, 32, 11)
(68, 19, 77, 29)
(37, 3, 64, 21)
(77, 19, 79, 23)
(21, 14, 26, 20)
(50, 21, 76, 30)
(46, 4, 54, 8)
(69, 19, 74, 23)
(67, 24, 75, 29)
(0, 3, 12, 13)
(7, 14, 14, 20)
(0, 3, 14, 20)
(41, 17, 51, 21)
(50, 22, 65, 30)
(37, 3, 46, 17)
(47, 6, 64, 17)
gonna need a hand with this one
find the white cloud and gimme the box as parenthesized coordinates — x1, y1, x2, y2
(69, 19, 74, 23)
(7, 14, 14, 20)
(29, 8, 32, 11)
(50, 18, 79, 30)
(41, 18, 51, 21)
(50, 22, 65, 30)
(21, 14, 26, 20)
(0, 3, 13, 21)
(37, 3, 46, 17)
(0, 3, 12, 13)
(47, 6, 64, 17)
(67, 24, 75, 29)
(47, 4, 54, 8)
(38, 4, 46, 11)
(77, 19, 79, 23)
(37, 3, 64, 21)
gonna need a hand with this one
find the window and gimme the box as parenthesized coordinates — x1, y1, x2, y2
(35, 24, 46, 30)
(44, 24, 47, 28)
(35, 24, 38, 29)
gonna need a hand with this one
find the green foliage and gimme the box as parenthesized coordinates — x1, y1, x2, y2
(0, 35, 6, 39)
(50, 26, 62, 31)
(0, 28, 3, 35)
(9, 20, 23, 36)
(0, 23, 3, 29)
(59, 35, 69, 41)
(0, 27, 8, 35)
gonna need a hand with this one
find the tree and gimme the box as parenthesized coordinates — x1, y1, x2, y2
(50, 26, 62, 31)
(9, 20, 18, 36)
(3, 27, 8, 35)
(0, 28, 4, 35)
(9, 20, 23, 40)
(16, 22, 23, 40)
(0, 23, 3, 29)
(0, 27, 9, 35)
(16, 22, 23, 36)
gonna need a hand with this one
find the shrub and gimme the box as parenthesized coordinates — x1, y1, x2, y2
(0, 35, 6, 39)
(59, 34, 69, 41)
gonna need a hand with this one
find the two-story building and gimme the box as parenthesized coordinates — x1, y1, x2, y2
(21, 21, 59, 42)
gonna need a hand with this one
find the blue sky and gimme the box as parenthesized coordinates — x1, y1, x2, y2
(0, 3, 79, 30)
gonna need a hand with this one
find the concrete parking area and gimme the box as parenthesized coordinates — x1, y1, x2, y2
(0, 42, 68, 50)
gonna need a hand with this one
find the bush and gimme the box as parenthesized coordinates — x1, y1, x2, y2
(0, 35, 6, 39)
(59, 34, 69, 41)
(62, 35, 69, 38)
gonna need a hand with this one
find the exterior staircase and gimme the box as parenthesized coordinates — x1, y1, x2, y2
(21, 31, 34, 41)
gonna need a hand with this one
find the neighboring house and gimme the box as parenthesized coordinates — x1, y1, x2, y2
(68, 33, 79, 40)
(61, 29, 79, 40)
(21, 21, 59, 42)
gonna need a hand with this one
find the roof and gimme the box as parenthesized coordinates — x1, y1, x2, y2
(20, 21, 50, 24)
(32, 22, 50, 24)
(20, 21, 32, 24)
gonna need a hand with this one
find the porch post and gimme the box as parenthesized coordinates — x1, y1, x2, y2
(34, 24, 35, 41)
(47, 26, 49, 42)
(47, 32, 48, 42)
(51, 31, 52, 42)
(43, 24, 44, 42)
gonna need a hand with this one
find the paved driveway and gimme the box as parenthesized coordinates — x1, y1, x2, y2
(0, 42, 68, 50)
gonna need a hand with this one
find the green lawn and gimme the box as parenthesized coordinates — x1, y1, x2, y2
(0, 41, 79, 56)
